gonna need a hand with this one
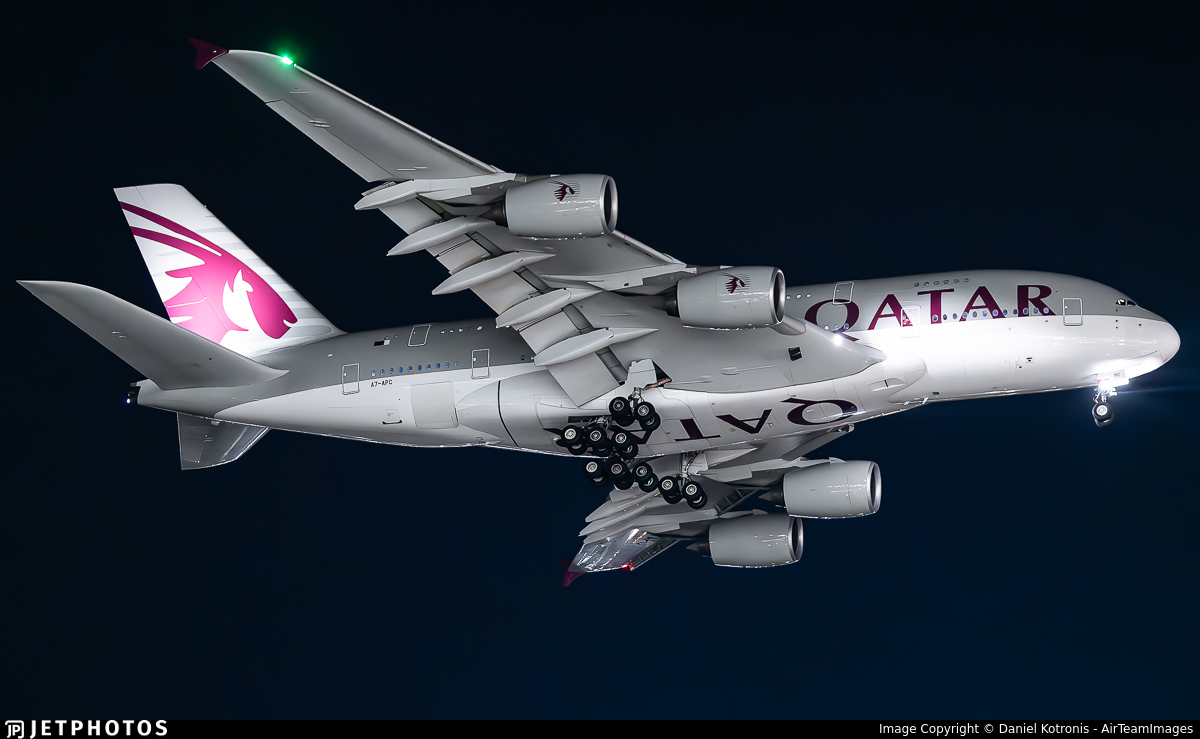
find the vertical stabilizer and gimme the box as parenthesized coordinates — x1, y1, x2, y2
(114, 184, 341, 357)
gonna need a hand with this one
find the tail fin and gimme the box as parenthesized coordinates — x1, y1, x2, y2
(114, 184, 340, 357)
(19, 281, 286, 390)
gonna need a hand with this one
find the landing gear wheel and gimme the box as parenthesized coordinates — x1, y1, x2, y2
(585, 425, 608, 447)
(582, 459, 605, 478)
(590, 440, 613, 457)
(611, 430, 632, 447)
(567, 442, 587, 456)
(613, 412, 635, 428)
(658, 475, 683, 504)
(1093, 402, 1115, 427)
(631, 462, 653, 482)
(614, 477, 634, 490)
(682, 479, 708, 509)
(638, 412, 661, 431)
(633, 401, 656, 422)
(637, 474, 659, 493)
(609, 397, 631, 418)
(605, 459, 629, 479)
(590, 476, 609, 487)
(617, 442, 639, 460)
(560, 425, 584, 446)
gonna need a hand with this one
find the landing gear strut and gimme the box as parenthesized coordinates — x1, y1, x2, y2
(1093, 387, 1116, 428)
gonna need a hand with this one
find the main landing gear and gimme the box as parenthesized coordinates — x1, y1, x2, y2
(1093, 387, 1116, 428)
(561, 393, 704, 508)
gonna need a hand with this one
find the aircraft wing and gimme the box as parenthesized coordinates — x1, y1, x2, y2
(202, 41, 693, 405)
(204, 43, 497, 181)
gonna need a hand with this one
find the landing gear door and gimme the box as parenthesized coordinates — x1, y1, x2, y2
(1063, 298, 1083, 326)
(341, 363, 360, 394)
(471, 349, 490, 379)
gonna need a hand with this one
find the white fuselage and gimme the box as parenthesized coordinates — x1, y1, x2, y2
(143, 270, 1180, 459)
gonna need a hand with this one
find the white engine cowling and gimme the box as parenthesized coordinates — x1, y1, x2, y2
(502, 174, 617, 238)
(708, 514, 803, 568)
(782, 460, 881, 518)
(675, 266, 786, 328)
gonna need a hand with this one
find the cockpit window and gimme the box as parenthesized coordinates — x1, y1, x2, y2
(1116, 298, 1139, 307)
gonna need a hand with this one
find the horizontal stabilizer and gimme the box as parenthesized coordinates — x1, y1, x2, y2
(19, 281, 288, 390)
(178, 413, 268, 470)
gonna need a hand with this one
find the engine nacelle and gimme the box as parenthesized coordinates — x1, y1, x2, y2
(674, 266, 786, 328)
(782, 460, 881, 518)
(500, 174, 617, 238)
(708, 513, 803, 568)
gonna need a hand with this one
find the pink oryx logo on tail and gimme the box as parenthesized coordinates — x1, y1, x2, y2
(120, 202, 296, 344)
(551, 180, 576, 202)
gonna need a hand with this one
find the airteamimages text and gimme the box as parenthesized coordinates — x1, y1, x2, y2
(879, 725, 1195, 737)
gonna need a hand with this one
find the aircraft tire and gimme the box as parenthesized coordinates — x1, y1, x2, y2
(567, 442, 588, 455)
(560, 425, 584, 446)
(582, 459, 605, 478)
(617, 442, 638, 460)
(585, 425, 608, 446)
(609, 397, 631, 417)
(637, 474, 659, 493)
(614, 477, 634, 490)
(605, 458, 629, 479)
(682, 479, 704, 500)
(633, 401, 656, 421)
(613, 411, 635, 428)
(685, 491, 708, 509)
(632, 462, 653, 482)
(1093, 402, 1115, 427)
(659, 475, 683, 504)
(639, 412, 661, 431)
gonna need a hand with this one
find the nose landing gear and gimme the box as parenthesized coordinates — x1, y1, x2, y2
(1093, 387, 1116, 428)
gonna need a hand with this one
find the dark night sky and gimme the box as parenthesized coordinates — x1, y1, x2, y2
(4, 2, 1198, 719)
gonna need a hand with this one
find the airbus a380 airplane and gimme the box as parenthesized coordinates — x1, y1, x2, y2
(20, 40, 1180, 580)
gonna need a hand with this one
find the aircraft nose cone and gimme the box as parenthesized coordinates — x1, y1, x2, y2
(1160, 321, 1181, 364)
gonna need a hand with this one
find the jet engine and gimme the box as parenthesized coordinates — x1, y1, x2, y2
(670, 266, 786, 329)
(489, 174, 617, 238)
(779, 460, 881, 518)
(707, 513, 803, 568)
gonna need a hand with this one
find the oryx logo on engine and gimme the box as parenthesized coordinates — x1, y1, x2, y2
(721, 273, 749, 294)
(550, 180, 577, 202)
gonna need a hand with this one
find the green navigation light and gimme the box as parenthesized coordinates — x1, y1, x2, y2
(280, 56, 294, 66)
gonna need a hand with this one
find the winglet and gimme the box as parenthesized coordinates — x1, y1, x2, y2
(188, 38, 228, 69)
(557, 558, 585, 588)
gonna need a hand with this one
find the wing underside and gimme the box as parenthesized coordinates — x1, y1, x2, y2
(568, 428, 851, 578)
